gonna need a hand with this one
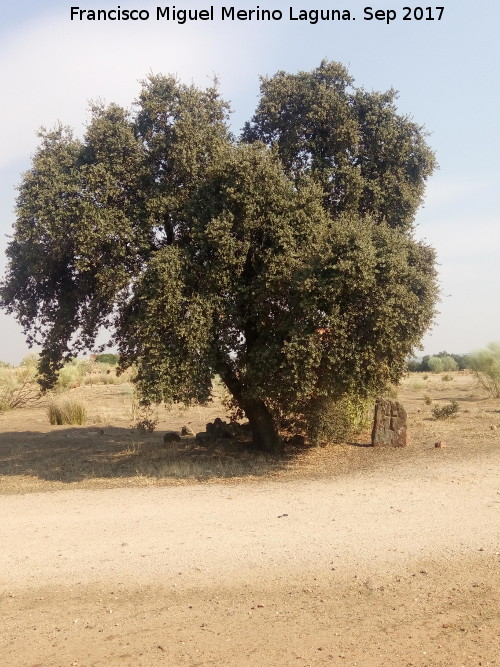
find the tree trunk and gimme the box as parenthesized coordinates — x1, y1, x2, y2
(240, 397, 282, 454)
(219, 364, 282, 455)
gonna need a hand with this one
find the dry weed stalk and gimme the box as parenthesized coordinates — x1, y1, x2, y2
(0, 367, 41, 412)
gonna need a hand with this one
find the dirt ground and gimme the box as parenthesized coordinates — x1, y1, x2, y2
(1, 373, 499, 666)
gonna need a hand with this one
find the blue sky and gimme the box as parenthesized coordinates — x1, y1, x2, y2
(1, 0, 499, 363)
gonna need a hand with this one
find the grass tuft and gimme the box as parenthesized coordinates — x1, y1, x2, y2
(432, 400, 459, 420)
(47, 400, 87, 425)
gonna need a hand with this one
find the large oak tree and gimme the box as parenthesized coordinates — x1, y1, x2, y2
(1, 62, 438, 453)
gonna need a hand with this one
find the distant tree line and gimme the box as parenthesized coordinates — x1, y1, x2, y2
(407, 351, 469, 373)
(94, 353, 119, 366)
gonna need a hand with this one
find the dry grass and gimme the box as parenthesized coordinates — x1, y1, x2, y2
(0, 365, 41, 412)
(0, 373, 499, 494)
(47, 399, 87, 425)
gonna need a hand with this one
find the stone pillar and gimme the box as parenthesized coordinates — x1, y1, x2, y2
(371, 398, 408, 447)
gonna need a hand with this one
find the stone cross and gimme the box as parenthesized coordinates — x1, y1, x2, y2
(371, 398, 408, 447)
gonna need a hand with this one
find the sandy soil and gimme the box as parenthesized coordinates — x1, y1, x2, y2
(1, 374, 499, 666)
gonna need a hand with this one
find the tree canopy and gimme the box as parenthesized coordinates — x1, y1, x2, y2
(1, 62, 438, 452)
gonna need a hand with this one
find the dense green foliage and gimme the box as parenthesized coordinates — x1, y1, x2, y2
(242, 62, 436, 232)
(1, 62, 438, 452)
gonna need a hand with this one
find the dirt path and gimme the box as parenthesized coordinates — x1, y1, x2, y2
(1, 447, 499, 666)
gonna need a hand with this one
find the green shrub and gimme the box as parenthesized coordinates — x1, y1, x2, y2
(423, 394, 432, 405)
(421, 352, 467, 372)
(440, 356, 459, 372)
(427, 356, 443, 373)
(305, 394, 370, 445)
(432, 400, 459, 420)
(441, 374, 453, 381)
(47, 400, 87, 425)
(55, 360, 86, 391)
(427, 355, 458, 373)
(467, 343, 500, 398)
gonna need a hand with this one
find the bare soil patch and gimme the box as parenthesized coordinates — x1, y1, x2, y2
(1, 373, 499, 666)
(1, 373, 499, 494)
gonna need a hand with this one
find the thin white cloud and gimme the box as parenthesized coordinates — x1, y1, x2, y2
(0, 12, 260, 169)
(0, 19, 200, 166)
